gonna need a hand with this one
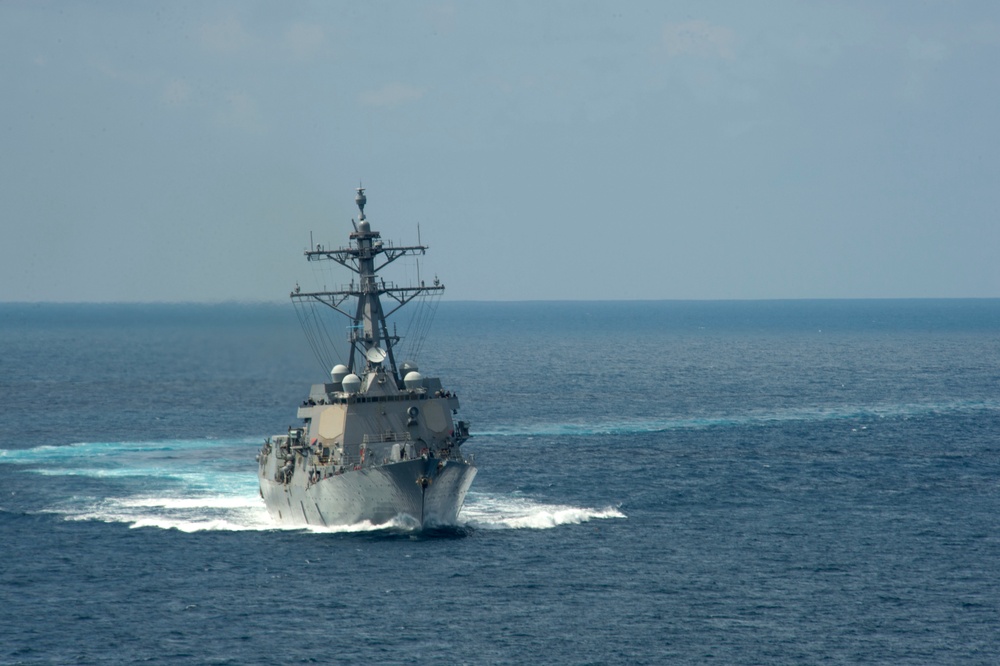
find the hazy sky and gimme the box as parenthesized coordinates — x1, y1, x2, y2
(3, 1, 998, 302)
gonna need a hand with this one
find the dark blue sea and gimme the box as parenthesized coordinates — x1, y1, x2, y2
(2, 300, 999, 665)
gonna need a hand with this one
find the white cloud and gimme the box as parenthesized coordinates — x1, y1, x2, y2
(787, 34, 843, 68)
(215, 91, 263, 132)
(283, 22, 326, 60)
(424, 3, 458, 35)
(970, 21, 1000, 46)
(899, 34, 950, 101)
(907, 35, 949, 62)
(358, 83, 426, 108)
(161, 79, 193, 107)
(662, 20, 736, 59)
(200, 16, 253, 54)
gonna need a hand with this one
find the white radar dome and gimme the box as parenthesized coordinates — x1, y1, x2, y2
(330, 364, 349, 383)
(341, 373, 362, 394)
(403, 371, 424, 390)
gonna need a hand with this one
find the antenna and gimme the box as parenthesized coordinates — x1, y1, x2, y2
(355, 185, 367, 221)
(416, 223, 422, 286)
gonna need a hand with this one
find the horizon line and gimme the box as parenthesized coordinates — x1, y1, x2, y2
(3, 296, 1000, 307)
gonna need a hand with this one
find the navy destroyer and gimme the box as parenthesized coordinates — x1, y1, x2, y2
(257, 188, 475, 528)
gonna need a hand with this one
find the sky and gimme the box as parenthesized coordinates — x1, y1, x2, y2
(2, 0, 999, 302)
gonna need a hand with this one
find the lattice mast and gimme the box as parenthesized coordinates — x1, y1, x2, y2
(291, 188, 444, 387)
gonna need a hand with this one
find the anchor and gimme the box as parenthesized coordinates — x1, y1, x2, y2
(416, 475, 432, 525)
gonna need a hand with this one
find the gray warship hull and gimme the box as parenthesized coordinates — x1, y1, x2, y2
(258, 456, 477, 528)
(259, 187, 477, 530)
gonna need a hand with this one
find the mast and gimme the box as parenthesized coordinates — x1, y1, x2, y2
(291, 188, 444, 387)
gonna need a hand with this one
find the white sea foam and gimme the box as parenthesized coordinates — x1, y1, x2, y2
(3, 437, 626, 533)
(60, 494, 274, 532)
(118, 516, 267, 533)
(120, 496, 262, 510)
(69, 493, 624, 533)
(300, 516, 422, 534)
(459, 493, 625, 530)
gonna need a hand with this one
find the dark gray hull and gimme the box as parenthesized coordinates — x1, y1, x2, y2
(259, 457, 476, 528)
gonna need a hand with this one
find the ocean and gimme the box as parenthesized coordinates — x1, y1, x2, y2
(1, 300, 998, 664)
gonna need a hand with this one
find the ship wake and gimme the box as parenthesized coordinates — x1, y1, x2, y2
(477, 399, 1000, 438)
(460, 492, 625, 530)
(0, 438, 624, 533)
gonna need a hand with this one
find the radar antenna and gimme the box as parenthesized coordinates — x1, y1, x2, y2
(355, 185, 366, 221)
(291, 188, 445, 388)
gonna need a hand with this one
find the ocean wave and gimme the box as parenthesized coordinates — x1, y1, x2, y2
(0, 437, 259, 462)
(0, 437, 623, 533)
(459, 493, 625, 530)
(475, 399, 1000, 438)
(52, 492, 624, 534)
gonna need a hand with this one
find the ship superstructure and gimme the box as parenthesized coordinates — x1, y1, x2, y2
(257, 188, 475, 528)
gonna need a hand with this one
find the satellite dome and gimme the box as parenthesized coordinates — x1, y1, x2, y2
(330, 364, 349, 383)
(342, 373, 362, 394)
(358, 219, 371, 233)
(403, 371, 424, 390)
